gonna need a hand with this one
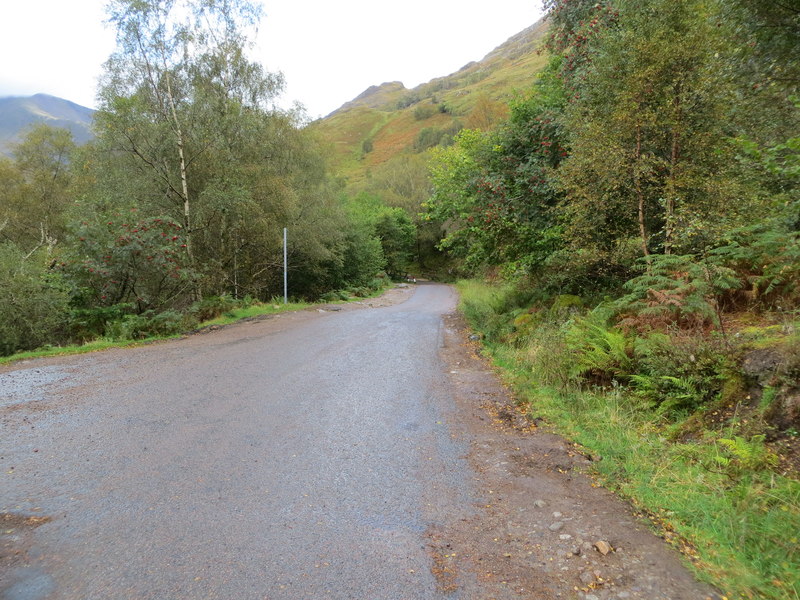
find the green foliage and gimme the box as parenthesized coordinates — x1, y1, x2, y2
(0, 244, 70, 356)
(564, 306, 635, 383)
(413, 122, 463, 152)
(188, 295, 238, 322)
(628, 330, 733, 418)
(374, 208, 415, 278)
(395, 92, 421, 110)
(616, 254, 743, 331)
(426, 61, 567, 276)
(1, 125, 76, 253)
(413, 104, 437, 121)
(711, 218, 800, 306)
(104, 309, 186, 341)
(65, 214, 196, 312)
(458, 278, 800, 600)
(68, 303, 133, 342)
(715, 434, 779, 475)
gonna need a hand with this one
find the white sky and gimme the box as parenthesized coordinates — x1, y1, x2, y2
(0, 0, 544, 119)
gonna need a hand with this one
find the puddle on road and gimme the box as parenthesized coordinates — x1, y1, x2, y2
(0, 366, 74, 409)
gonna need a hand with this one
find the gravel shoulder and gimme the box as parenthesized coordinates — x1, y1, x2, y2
(432, 309, 723, 600)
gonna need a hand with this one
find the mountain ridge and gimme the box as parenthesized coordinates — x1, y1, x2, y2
(312, 18, 550, 187)
(0, 93, 94, 157)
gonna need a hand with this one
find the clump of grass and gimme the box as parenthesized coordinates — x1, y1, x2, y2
(198, 299, 309, 327)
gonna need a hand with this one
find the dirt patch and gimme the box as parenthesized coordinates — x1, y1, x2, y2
(432, 310, 724, 600)
(0, 512, 52, 581)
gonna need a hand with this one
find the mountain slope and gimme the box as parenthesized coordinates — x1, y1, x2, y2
(312, 19, 550, 188)
(0, 94, 94, 157)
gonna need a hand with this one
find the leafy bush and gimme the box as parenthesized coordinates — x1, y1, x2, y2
(104, 309, 186, 341)
(396, 93, 421, 109)
(715, 434, 779, 476)
(0, 244, 70, 356)
(374, 208, 416, 279)
(616, 254, 742, 332)
(188, 295, 238, 322)
(564, 306, 635, 384)
(413, 104, 437, 121)
(631, 332, 731, 416)
(711, 218, 800, 308)
(65, 214, 196, 312)
(413, 122, 463, 152)
(69, 303, 134, 341)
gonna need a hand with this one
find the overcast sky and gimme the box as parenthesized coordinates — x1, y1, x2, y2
(0, 0, 545, 119)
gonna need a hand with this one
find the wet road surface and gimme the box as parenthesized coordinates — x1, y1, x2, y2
(1, 284, 478, 599)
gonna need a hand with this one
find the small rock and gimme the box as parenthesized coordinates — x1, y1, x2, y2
(594, 540, 613, 555)
(559, 534, 573, 540)
(469, 334, 481, 341)
(579, 571, 596, 585)
(553, 511, 563, 518)
(549, 522, 565, 532)
(534, 500, 547, 508)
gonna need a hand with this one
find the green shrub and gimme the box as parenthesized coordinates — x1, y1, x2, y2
(616, 254, 742, 332)
(712, 218, 800, 308)
(631, 332, 731, 417)
(104, 309, 187, 341)
(564, 306, 635, 384)
(413, 104, 437, 121)
(189, 295, 238, 322)
(0, 244, 70, 356)
(69, 303, 133, 341)
(319, 290, 351, 302)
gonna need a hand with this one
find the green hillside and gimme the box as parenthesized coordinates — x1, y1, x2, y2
(312, 20, 549, 189)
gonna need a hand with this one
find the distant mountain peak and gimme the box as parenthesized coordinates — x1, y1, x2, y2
(328, 81, 407, 117)
(0, 94, 94, 157)
(313, 19, 550, 187)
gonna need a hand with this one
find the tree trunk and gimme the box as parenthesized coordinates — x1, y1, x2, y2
(164, 70, 201, 300)
(664, 88, 682, 256)
(634, 123, 650, 259)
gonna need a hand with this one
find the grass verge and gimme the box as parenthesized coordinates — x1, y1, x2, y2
(457, 279, 800, 600)
(0, 299, 310, 366)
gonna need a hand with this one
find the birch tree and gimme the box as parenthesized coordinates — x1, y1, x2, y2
(95, 0, 283, 297)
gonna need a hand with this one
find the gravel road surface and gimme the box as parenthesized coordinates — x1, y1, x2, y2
(1, 283, 720, 600)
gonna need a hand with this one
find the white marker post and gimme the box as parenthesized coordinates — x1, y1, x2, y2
(283, 227, 288, 304)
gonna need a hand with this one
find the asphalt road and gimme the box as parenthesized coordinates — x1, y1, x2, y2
(1, 284, 478, 600)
